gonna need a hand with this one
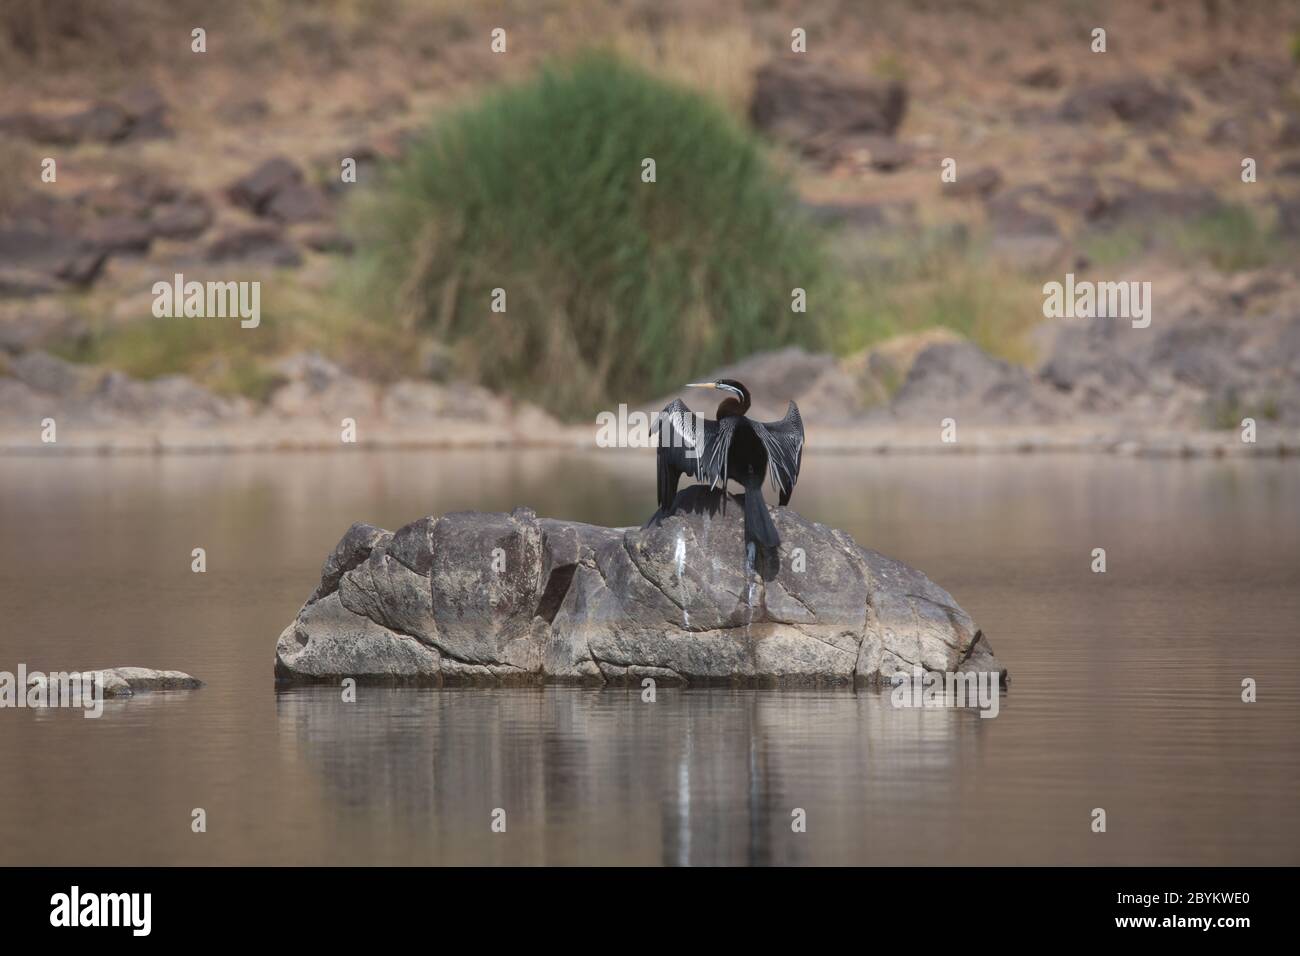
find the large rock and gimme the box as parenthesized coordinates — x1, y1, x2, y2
(1038, 306, 1300, 427)
(887, 341, 1068, 425)
(150, 198, 214, 240)
(226, 156, 330, 223)
(275, 489, 1006, 688)
(0, 224, 106, 291)
(0, 87, 170, 145)
(0, 102, 131, 145)
(226, 157, 304, 213)
(0, 350, 252, 427)
(750, 60, 906, 165)
(1058, 76, 1190, 127)
(205, 225, 303, 267)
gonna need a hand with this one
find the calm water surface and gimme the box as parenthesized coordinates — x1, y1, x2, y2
(0, 450, 1297, 864)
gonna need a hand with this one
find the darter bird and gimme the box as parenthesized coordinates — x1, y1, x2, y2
(648, 379, 804, 558)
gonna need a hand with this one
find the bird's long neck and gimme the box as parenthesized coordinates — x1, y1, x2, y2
(716, 397, 748, 419)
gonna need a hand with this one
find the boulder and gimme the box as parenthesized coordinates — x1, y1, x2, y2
(150, 198, 213, 240)
(226, 157, 304, 213)
(92, 371, 252, 425)
(842, 328, 963, 408)
(82, 216, 153, 256)
(264, 184, 330, 224)
(1036, 303, 1300, 428)
(205, 225, 303, 267)
(6, 349, 96, 396)
(0, 224, 106, 290)
(114, 84, 172, 141)
(750, 60, 906, 164)
(1041, 174, 1106, 220)
(226, 156, 330, 224)
(0, 102, 131, 145)
(265, 351, 379, 420)
(888, 341, 1068, 425)
(1091, 179, 1222, 228)
(0, 87, 170, 145)
(1059, 76, 1190, 127)
(275, 491, 1006, 688)
(0, 350, 252, 427)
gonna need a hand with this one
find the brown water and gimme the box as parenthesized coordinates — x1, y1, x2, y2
(0, 450, 1297, 865)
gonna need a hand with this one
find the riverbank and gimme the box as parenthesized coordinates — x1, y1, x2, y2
(4, 2, 1299, 440)
(4, 421, 1296, 457)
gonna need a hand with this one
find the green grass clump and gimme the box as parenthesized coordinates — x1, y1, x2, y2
(1080, 227, 1147, 268)
(352, 52, 837, 419)
(1081, 202, 1287, 275)
(1169, 203, 1276, 273)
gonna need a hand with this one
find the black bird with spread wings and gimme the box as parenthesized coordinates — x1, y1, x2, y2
(648, 379, 804, 553)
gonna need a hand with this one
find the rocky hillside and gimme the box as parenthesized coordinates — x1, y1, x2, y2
(2, 0, 1299, 449)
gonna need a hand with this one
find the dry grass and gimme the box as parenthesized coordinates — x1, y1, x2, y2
(609, 25, 764, 117)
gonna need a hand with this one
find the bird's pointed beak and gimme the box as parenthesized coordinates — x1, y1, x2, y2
(685, 382, 717, 389)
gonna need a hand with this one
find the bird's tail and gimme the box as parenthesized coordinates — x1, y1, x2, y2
(742, 486, 780, 550)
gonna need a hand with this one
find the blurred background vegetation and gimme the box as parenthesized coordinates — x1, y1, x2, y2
(2, 0, 1299, 422)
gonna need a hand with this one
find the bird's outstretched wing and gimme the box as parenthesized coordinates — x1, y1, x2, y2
(698, 414, 739, 491)
(749, 401, 805, 505)
(652, 399, 716, 516)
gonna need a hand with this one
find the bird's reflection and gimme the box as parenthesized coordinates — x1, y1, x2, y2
(275, 684, 987, 865)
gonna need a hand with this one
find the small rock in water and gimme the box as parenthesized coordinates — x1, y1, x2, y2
(98, 667, 203, 697)
(24, 667, 202, 699)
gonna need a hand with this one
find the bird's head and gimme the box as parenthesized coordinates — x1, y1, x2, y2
(686, 379, 750, 415)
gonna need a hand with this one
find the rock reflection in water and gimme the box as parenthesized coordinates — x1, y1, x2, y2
(275, 684, 987, 865)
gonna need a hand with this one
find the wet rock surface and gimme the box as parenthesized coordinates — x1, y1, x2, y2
(25, 667, 204, 698)
(97, 667, 203, 697)
(275, 487, 1005, 687)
